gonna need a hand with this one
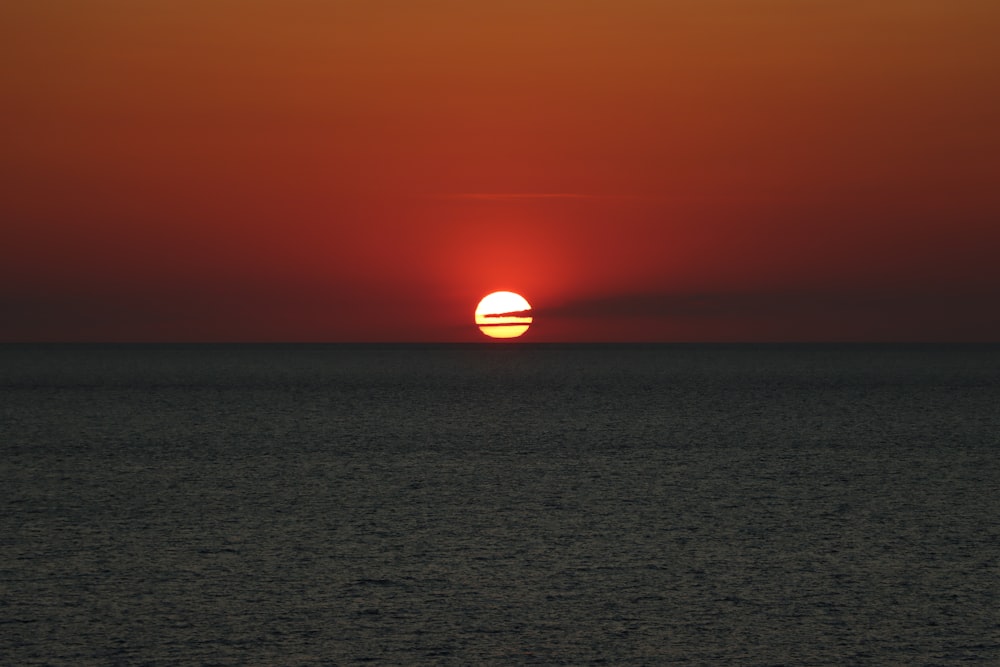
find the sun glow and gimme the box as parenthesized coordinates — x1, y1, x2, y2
(475, 291, 533, 339)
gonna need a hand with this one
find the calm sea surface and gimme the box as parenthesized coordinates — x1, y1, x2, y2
(2, 344, 998, 665)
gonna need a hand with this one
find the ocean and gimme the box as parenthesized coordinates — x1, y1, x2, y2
(2, 343, 998, 665)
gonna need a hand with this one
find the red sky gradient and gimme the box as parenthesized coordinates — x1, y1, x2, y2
(3, 1, 999, 342)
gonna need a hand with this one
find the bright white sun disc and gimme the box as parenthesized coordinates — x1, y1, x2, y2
(475, 291, 532, 339)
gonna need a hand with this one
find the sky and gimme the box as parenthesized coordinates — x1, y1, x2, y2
(2, 0, 999, 342)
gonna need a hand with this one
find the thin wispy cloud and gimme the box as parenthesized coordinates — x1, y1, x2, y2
(432, 193, 611, 201)
(539, 290, 998, 320)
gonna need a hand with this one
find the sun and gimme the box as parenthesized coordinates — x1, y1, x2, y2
(475, 291, 533, 339)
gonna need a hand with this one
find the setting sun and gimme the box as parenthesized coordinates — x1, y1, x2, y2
(475, 291, 533, 339)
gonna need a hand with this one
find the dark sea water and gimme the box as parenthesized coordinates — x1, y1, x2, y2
(2, 343, 998, 665)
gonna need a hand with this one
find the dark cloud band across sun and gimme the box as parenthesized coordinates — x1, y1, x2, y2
(479, 309, 533, 319)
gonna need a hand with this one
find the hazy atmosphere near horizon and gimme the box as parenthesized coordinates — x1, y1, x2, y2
(3, 0, 999, 342)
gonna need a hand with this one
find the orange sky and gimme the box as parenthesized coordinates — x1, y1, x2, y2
(2, 0, 999, 341)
